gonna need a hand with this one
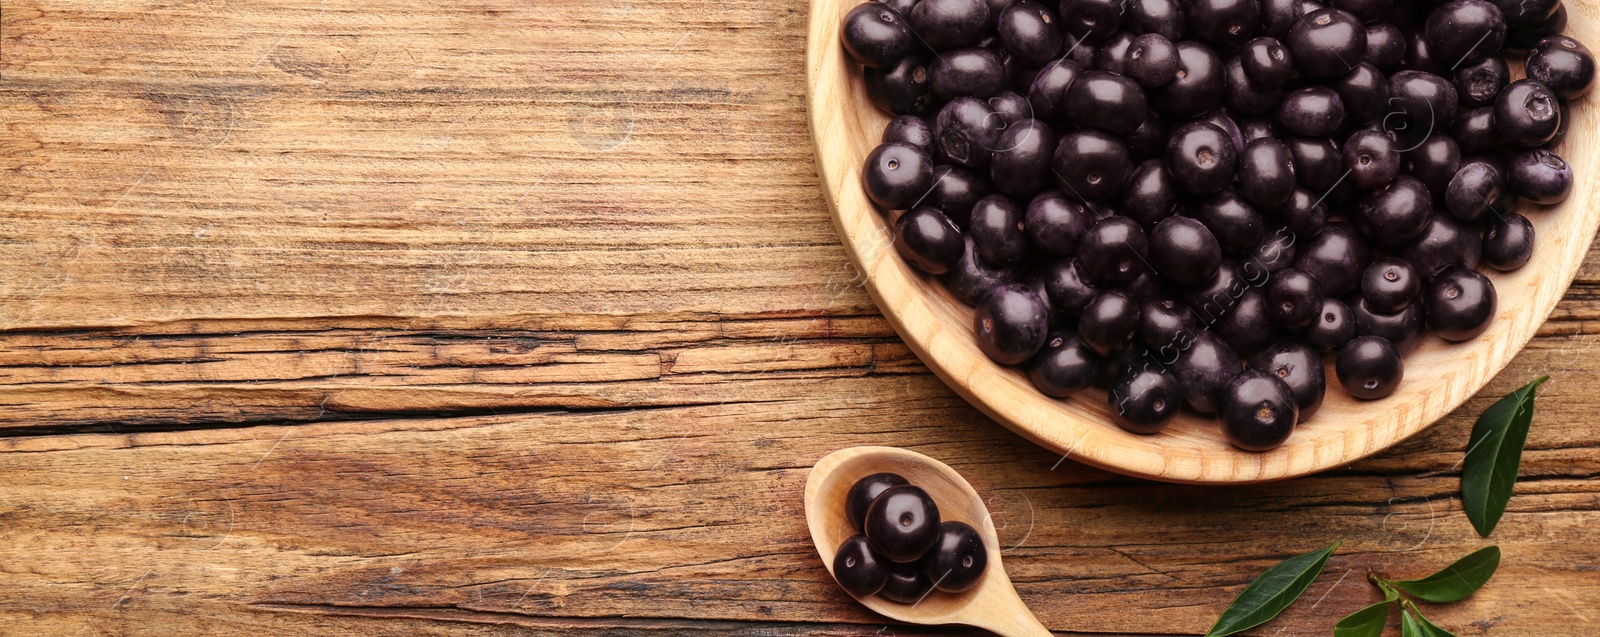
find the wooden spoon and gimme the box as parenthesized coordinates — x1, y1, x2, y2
(804, 446, 1052, 636)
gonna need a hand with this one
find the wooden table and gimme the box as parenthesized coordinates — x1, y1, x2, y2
(1, 2, 1596, 635)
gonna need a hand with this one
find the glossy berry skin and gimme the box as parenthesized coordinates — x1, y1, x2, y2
(1266, 268, 1324, 331)
(1077, 217, 1150, 288)
(1507, 148, 1573, 204)
(1126, 0, 1188, 39)
(834, 535, 891, 597)
(1127, 34, 1181, 88)
(1219, 370, 1299, 451)
(884, 115, 934, 150)
(909, 0, 992, 50)
(1094, 31, 1138, 74)
(1215, 289, 1278, 357)
(968, 195, 1028, 265)
(894, 208, 966, 275)
(1444, 160, 1505, 221)
(931, 48, 1006, 99)
(1225, 57, 1287, 115)
(1028, 332, 1103, 396)
(1294, 222, 1371, 297)
(1454, 55, 1510, 108)
(1192, 191, 1266, 257)
(846, 473, 911, 531)
(1025, 191, 1091, 256)
(1279, 188, 1328, 237)
(935, 97, 1002, 170)
(878, 561, 934, 603)
(1288, 8, 1367, 79)
(1109, 369, 1184, 434)
(1483, 212, 1535, 271)
(926, 165, 993, 228)
(1452, 106, 1499, 152)
(1120, 160, 1181, 228)
(1388, 73, 1460, 153)
(1148, 216, 1223, 287)
(864, 485, 942, 563)
(866, 54, 935, 115)
(1184, 260, 1247, 321)
(1248, 341, 1326, 420)
(1079, 291, 1141, 356)
(1139, 295, 1200, 350)
(1336, 335, 1403, 399)
(1052, 129, 1132, 202)
(1344, 128, 1400, 189)
(1152, 41, 1226, 118)
(943, 237, 1016, 305)
(1353, 297, 1425, 355)
(1277, 86, 1346, 136)
(1494, 0, 1559, 26)
(1039, 258, 1099, 319)
(998, 0, 1066, 66)
(1065, 71, 1149, 134)
(1526, 35, 1596, 98)
(1361, 24, 1404, 68)
(1354, 175, 1432, 248)
(921, 521, 988, 593)
(1186, 0, 1261, 50)
(1287, 136, 1342, 191)
(1167, 122, 1239, 194)
(1494, 79, 1562, 147)
(1361, 258, 1422, 314)
(1174, 332, 1244, 413)
(864, 142, 935, 210)
(1404, 133, 1461, 197)
(1425, 266, 1498, 341)
(992, 119, 1058, 198)
(975, 283, 1051, 364)
(843, 3, 915, 68)
(1258, 0, 1299, 38)
(1308, 298, 1358, 352)
(1236, 138, 1297, 209)
(1055, 0, 1123, 44)
(991, 90, 1032, 127)
(1242, 37, 1295, 87)
(1424, 0, 1506, 65)
(1333, 62, 1391, 125)
(1400, 214, 1482, 278)
(1026, 59, 1084, 122)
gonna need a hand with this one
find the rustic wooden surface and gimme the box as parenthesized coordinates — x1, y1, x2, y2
(1, 1, 1597, 635)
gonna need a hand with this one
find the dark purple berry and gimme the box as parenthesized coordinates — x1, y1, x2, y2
(1336, 335, 1403, 399)
(1219, 370, 1298, 450)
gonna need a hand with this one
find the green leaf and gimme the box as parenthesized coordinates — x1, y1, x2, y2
(1462, 376, 1548, 537)
(1388, 546, 1500, 603)
(1203, 542, 1340, 637)
(1333, 600, 1393, 637)
(1401, 608, 1427, 637)
(1408, 604, 1461, 637)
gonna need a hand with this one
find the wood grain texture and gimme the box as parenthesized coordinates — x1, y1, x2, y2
(1, 0, 1598, 635)
(806, 0, 1600, 483)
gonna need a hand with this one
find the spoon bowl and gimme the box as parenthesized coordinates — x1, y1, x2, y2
(804, 446, 1052, 637)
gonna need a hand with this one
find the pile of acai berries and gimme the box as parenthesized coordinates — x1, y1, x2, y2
(831, 473, 987, 602)
(841, 0, 1593, 450)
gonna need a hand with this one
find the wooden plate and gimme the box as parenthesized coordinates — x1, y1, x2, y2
(805, 0, 1600, 483)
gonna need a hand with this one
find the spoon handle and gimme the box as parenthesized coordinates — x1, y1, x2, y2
(973, 605, 1054, 637)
